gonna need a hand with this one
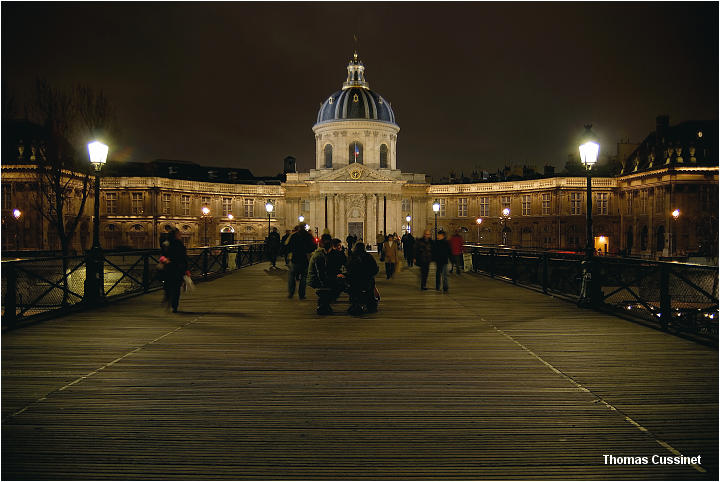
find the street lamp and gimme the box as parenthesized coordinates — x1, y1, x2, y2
(671, 209, 680, 257)
(578, 124, 599, 306)
(85, 140, 108, 304)
(12, 208, 22, 249)
(406, 214, 411, 234)
(265, 200, 274, 237)
(227, 213, 234, 221)
(475, 217, 483, 244)
(500, 208, 510, 245)
(432, 200, 440, 239)
(201, 206, 211, 246)
(298, 215, 304, 223)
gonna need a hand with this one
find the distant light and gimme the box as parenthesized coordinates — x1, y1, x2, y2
(88, 141, 109, 166)
(698, 131, 703, 138)
(599, 236, 606, 243)
(672, 209, 680, 219)
(298, 215, 305, 223)
(201, 206, 210, 216)
(12, 209, 21, 219)
(502, 208, 510, 217)
(304, 224, 310, 231)
(476, 217, 483, 225)
(265, 201, 274, 213)
(227, 213, 234, 220)
(406, 215, 411, 223)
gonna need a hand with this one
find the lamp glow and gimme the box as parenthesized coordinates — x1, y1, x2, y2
(227, 213, 234, 220)
(476, 217, 482, 225)
(406, 215, 411, 223)
(502, 208, 510, 217)
(87, 141, 109, 166)
(265, 201, 274, 213)
(432, 201, 440, 213)
(202, 206, 210, 216)
(672, 209, 680, 219)
(12, 209, 21, 220)
(579, 125, 599, 167)
(298, 215, 305, 223)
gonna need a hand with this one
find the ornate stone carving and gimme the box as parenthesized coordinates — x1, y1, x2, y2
(346, 194, 365, 219)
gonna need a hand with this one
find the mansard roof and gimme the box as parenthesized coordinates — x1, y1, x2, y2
(103, 159, 283, 185)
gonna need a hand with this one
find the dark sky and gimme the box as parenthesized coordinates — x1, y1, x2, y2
(3, 2, 718, 179)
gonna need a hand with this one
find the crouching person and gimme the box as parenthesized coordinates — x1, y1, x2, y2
(308, 234, 343, 315)
(347, 243, 379, 316)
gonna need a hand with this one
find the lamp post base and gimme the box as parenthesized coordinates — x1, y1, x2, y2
(84, 246, 105, 305)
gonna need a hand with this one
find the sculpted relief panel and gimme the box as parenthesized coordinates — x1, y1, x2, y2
(346, 194, 365, 219)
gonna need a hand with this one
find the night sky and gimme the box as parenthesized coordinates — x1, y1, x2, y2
(3, 2, 717, 179)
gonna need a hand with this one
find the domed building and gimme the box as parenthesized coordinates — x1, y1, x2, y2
(284, 52, 430, 243)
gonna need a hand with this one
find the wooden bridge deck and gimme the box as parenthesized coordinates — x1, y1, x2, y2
(2, 259, 717, 480)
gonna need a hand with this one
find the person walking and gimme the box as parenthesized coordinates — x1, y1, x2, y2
(449, 229, 465, 274)
(347, 242, 379, 315)
(376, 231, 385, 258)
(161, 228, 189, 313)
(401, 231, 415, 267)
(286, 223, 316, 299)
(433, 230, 452, 292)
(414, 230, 433, 290)
(267, 227, 281, 268)
(280, 229, 291, 265)
(382, 233, 399, 279)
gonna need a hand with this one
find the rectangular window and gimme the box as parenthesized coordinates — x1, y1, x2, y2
(401, 199, 410, 213)
(479, 197, 489, 217)
(222, 197, 232, 217)
(439, 198, 446, 217)
(301, 200, 310, 212)
(521, 194, 531, 216)
(654, 188, 664, 213)
(181, 195, 190, 216)
(541, 193, 551, 215)
(105, 192, 117, 215)
(2, 185, 11, 210)
(625, 191, 633, 215)
(244, 198, 254, 217)
(457, 198, 468, 217)
(501, 195, 511, 212)
(162, 193, 171, 215)
(201, 196, 211, 208)
(640, 190, 648, 214)
(131, 192, 143, 215)
(597, 192, 608, 215)
(570, 192, 582, 215)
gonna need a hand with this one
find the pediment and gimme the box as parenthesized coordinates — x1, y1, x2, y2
(315, 163, 398, 182)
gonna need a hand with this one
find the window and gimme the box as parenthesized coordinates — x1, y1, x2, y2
(349, 141, 363, 164)
(379, 144, 388, 168)
(2, 185, 11, 210)
(597, 192, 608, 215)
(222, 197, 232, 217)
(541, 193, 551, 215)
(570, 192, 582, 215)
(654, 188, 664, 213)
(522, 195, 531, 216)
(501, 196, 511, 212)
(401, 199, 410, 213)
(106, 192, 117, 215)
(181, 195, 190, 215)
(301, 200, 310, 212)
(131, 192, 143, 215)
(201, 196, 210, 208)
(625, 191, 633, 215)
(439, 198, 446, 217)
(479, 197, 489, 217)
(640, 190, 648, 214)
(458, 198, 468, 217)
(244, 198, 254, 217)
(162, 193, 171, 214)
(324, 144, 333, 168)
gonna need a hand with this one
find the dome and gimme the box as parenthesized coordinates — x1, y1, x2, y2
(315, 53, 397, 126)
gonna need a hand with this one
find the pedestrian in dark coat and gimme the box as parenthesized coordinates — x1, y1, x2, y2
(286, 224, 316, 299)
(432, 230, 452, 292)
(414, 230, 433, 290)
(280, 229, 291, 265)
(308, 234, 342, 315)
(347, 243, 379, 315)
(401, 232, 415, 267)
(162, 228, 189, 313)
(449, 230, 465, 274)
(266, 227, 281, 268)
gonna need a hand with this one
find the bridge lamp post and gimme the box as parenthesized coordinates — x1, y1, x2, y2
(298, 215, 304, 224)
(578, 125, 599, 307)
(432, 200, 440, 240)
(265, 201, 274, 237)
(671, 209, 680, 257)
(85, 140, 108, 305)
(501, 208, 510, 245)
(201, 206, 211, 246)
(475, 217, 483, 244)
(406, 214, 411, 234)
(12, 209, 22, 250)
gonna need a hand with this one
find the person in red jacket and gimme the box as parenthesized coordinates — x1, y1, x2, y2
(449, 229, 465, 274)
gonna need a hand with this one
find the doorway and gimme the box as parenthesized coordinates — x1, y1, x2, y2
(348, 222, 363, 242)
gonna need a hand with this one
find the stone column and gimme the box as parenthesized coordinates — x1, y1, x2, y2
(339, 195, 346, 241)
(327, 194, 335, 236)
(366, 194, 376, 245)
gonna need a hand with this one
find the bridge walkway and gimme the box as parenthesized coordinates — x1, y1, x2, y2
(2, 259, 717, 479)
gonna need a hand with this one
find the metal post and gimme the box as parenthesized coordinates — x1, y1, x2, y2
(541, 254, 549, 294)
(579, 169, 594, 307)
(660, 264, 671, 331)
(434, 213, 438, 240)
(142, 255, 150, 292)
(84, 167, 104, 304)
(267, 213, 271, 237)
(4, 262, 17, 325)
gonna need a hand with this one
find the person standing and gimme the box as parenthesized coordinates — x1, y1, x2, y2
(286, 224, 316, 299)
(376, 231, 385, 258)
(401, 231, 415, 267)
(382, 233, 399, 279)
(162, 228, 189, 313)
(449, 229, 465, 274)
(267, 227, 281, 268)
(433, 230, 452, 292)
(346, 234, 355, 253)
(347, 242, 379, 315)
(414, 230, 433, 290)
(280, 229, 291, 265)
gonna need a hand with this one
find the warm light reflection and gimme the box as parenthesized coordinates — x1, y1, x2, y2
(201, 206, 210, 216)
(672, 209, 680, 219)
(12, 209, 21, 219)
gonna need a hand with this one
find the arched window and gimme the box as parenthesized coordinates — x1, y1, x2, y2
(379, 144, 388, 168)
(349, 142, 363, 164)
(324, 144, 333, 168)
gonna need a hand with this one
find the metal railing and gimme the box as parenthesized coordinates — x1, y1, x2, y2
(466, 245, 719, 343)
(1, 242, 265, 327)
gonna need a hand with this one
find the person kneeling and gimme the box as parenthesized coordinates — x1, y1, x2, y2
(347, 243, 379, 316)
(308, 235, 344, 315)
